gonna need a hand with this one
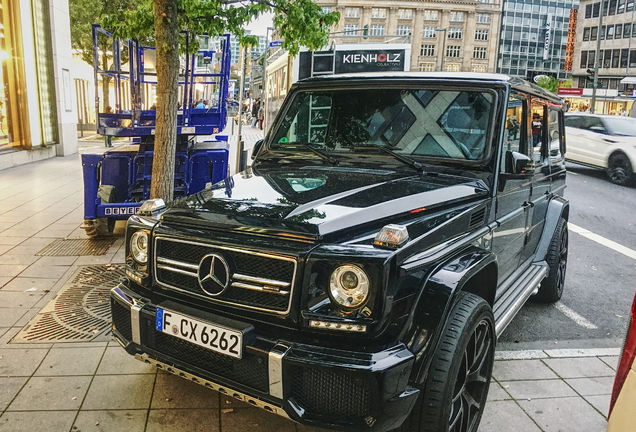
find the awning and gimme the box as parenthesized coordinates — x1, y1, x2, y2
(620, 76, 636, 84)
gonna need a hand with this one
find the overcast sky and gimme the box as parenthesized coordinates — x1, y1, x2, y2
(245, 12, 274, 36)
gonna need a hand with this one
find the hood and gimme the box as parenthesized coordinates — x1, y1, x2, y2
(160, 166, 486, 239)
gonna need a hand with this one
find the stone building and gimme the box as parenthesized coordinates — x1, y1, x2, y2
(315, 0, 502, 73)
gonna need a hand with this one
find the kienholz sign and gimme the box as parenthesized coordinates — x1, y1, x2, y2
(337, 50, 405, 72)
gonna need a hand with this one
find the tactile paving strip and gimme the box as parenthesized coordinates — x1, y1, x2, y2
(36, 238, 116, 256)
(12, 264, 125, 343)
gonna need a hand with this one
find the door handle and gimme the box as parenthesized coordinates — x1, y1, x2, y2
(523, 201, 535, 208)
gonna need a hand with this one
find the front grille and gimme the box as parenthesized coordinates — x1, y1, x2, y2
(289, 365, 374, 418)
(154, 237, 296, 314)
(111, 299, 132, 341)
(154, 331, 269, 392)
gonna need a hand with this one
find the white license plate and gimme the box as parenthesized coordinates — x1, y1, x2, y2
(155, 308, 243, 359)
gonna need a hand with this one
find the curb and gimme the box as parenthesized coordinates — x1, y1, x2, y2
(495, 347, 621, 360)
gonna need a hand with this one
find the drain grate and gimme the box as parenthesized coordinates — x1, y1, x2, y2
(37, 238, 116, 256)
(12, 264, 125, 343)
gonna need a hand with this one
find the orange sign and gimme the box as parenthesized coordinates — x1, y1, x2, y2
(564, 9, 578, 71)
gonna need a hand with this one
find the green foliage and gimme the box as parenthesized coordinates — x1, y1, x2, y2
(536, 76, 559, 94)
(559, 79, 573, 89)
(103, 0, 340, 54)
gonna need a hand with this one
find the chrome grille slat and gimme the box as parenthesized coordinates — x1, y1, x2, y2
(153, 236, 297, 314)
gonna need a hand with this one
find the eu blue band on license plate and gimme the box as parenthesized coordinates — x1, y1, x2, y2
(156, 307, 164, 331)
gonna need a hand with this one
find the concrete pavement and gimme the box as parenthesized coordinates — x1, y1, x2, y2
(0, 137, 616, 432)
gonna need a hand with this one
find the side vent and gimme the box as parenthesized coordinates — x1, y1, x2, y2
(469, 208, 486, 229)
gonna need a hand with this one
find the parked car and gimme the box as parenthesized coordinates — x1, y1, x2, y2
(564, 113, 636, 185)
(607, 292, 636, 432)
(110, 73, 569, 432)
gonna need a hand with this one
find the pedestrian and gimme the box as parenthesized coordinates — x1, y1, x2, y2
(252, 98, 260, 127)
(195, 100, 206, 109)
(258, 103, 264, 130)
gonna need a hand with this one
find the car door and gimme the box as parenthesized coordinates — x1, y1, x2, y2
(522, 99, 556, 263)
(491, 93, 532, 284)
(564, 115, 585, 161)
(578, 116, 609, 166)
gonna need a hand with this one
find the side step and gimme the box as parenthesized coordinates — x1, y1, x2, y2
(493, 262, 548, 337)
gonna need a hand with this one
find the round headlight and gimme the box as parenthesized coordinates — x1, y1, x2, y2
(130, 230, 149, 263)
(329, 264, 369, 310)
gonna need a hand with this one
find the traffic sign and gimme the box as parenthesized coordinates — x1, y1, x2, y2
(269, 41, 283, 47)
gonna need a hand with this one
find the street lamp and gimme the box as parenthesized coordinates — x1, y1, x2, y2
(435, 27, 447, 72)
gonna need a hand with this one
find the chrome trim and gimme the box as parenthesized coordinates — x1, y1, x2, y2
(111, 286, 133, 306)
(231, 282, 289, 296)
(268, 343, 290, 399)
(134, 353, 289, 418)
(153, 236, 298, 315)
(131, 303, 143, 344)
(157, 257, 199, 271)
(157, 264, 198, 277)
(233, 273, 290, 288)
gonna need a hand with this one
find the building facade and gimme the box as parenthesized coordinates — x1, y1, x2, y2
(0, 0, 76, 169)
(315, 0, 501, 73)
(573, 0, 636, 93)
(497, 0, 579, 81)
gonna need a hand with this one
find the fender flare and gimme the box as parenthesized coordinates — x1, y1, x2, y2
(401, 245, 498, 384)
(534, 196, 569, 262)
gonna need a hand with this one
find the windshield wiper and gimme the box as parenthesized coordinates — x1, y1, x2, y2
(351, 145, 425, 173)
(290, 142, 339, 165)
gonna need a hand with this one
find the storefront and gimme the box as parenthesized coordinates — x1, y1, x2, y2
(0, 0, 76, 169)
(558, 88, 635, 115)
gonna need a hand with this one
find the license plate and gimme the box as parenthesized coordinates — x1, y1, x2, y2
(155, 308, 243, 359)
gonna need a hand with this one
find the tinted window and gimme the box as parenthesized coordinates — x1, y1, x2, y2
(564, 116, 583, 128)
(503, 95, 525, 171)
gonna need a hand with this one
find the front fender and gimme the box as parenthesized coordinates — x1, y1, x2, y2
(400, 246, 497, 385)
(534, 195, 569, 262)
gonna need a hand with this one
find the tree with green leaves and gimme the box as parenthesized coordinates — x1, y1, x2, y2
(536, 76, 560, 94)
(103, 0, 339, 201)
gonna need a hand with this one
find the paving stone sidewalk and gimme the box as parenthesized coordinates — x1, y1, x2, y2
(0, 144, 615, 432)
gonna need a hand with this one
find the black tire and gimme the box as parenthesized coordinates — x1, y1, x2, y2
(399, 292, 495, 432)
(534, 218, 568, 303)
(607, 153, 633, 186)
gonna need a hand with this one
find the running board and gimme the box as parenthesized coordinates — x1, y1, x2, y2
(493, 262, 548, 338)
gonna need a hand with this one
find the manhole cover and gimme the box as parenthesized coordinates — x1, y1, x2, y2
(37, 238, 116, 256)
(12, 264, 125, 343)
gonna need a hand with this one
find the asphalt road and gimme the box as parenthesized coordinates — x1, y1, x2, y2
(499, 162, 636, 350)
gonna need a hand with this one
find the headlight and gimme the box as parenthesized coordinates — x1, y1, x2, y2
(130, 230, 149, 263)
(329, 264, 370, 310)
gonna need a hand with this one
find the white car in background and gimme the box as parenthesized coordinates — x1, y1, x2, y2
(564, 113, 636, 185)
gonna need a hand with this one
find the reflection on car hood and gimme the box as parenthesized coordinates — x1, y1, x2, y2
(161, 166, 484, 239)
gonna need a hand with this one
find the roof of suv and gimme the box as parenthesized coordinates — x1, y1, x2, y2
(298, 72, 562, 104)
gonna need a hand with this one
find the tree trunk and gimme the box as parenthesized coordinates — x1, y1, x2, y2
(150, 0, 180, 201)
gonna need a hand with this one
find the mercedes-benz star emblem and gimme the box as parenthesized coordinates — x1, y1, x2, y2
(197, 254, 230, 296)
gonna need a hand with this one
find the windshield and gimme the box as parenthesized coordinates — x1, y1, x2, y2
(270, 87, 496, 161)
(602, 117, 636, 136)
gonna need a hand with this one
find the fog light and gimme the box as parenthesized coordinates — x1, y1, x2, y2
(309, 320, 367, 332)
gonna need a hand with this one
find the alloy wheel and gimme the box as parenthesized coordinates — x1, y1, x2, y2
(448, 320, 494, 432)
(555, 227, 568, 297)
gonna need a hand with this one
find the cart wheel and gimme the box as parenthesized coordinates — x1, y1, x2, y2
(82, 218, 115, 238)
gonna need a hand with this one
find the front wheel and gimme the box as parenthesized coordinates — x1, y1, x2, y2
(607, 153, 633, 186)
(534, 218, 568, 303)
(399, 292, 495, 432)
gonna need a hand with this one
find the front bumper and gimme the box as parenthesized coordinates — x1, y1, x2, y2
(110, 283, 419, 431)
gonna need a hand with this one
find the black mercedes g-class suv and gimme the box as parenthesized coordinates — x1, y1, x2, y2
(110, 73, 569, 432)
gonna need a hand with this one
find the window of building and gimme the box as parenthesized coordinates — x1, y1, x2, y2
(630, 49, 636, 67)
(446, 45, 461, 57)
(369, 24, 385, 36)
(448, 27, 463, 39)
(476, 13, 491, 24)
(423, 10, 439, 21)
(371, 8, 387, 18)
(450, 11, 465, 22)
(344, 7, 360, 18)
(621, 48, 629, 67)
(583, 27, 591, 41)
(397, 25, 411, 36)
(601, 25, 606, 40)
(321, 7, 331, 13)
(609, 0, 617, 14)
(445, 63, 461, 72)
(422, 26, 437, 38)
(588, 50, 596, 68)
(607, 25, 614, 39)
(628, 0, 634, 12)
(472, 64, 488, 73)
(475, 29, 489, 40)
(603, 0, 610, 16)
(398, 9, 413, 19)
(585, 4, 593, 17)
(633, 22, 636, 36)
(616, 24, 623, 38)
(477, 0, 490, 3)
(581, 51, 588, 68)
(604, 49, 612, 67)
(612, 49, 620, 67)
(618, 0, 626, 13)
(591, 26, 599, 40)
(473, 47, 487, 59)
(421, 44, 436, 56)
(593, 2, 601, 17)
(344, 24, 359, 35)
(419, 63, 435, 71)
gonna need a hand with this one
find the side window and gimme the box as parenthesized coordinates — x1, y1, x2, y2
(548, 108, 564, 159)
(504, 95, 525, 157)
(530, 101, 547, 162)
(564, 116, 581, 128)
(582, 116, 607, 133)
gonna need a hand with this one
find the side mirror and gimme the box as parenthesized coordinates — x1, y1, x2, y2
(251, 139, 265, 160)
(505, 151, 532, 175)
